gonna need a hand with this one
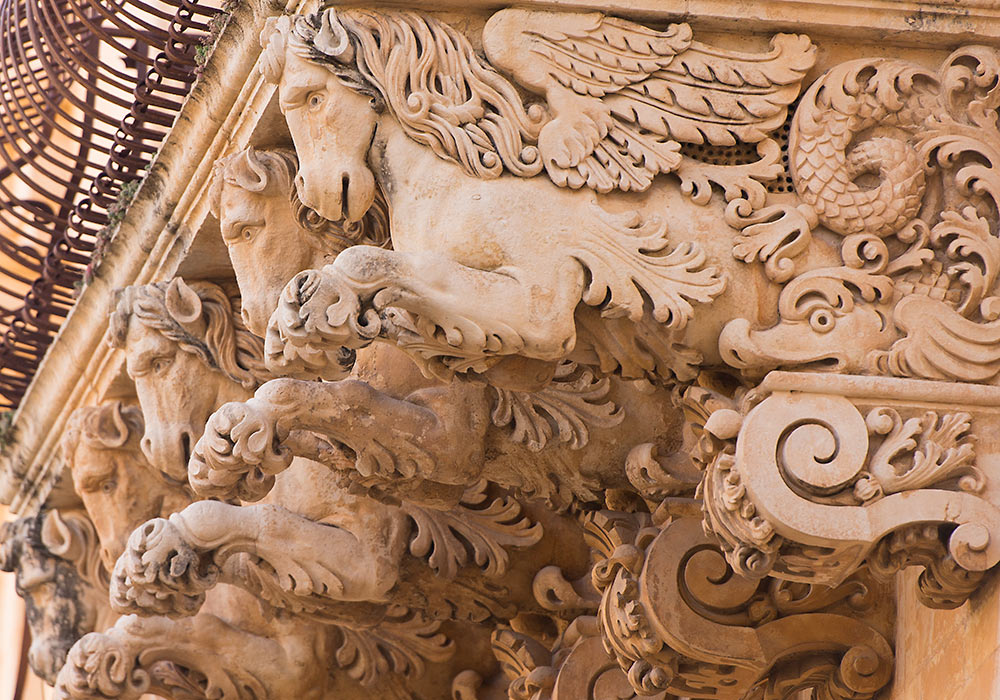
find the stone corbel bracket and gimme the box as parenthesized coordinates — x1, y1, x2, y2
(590, 513, 893, 700)
(702, 371, 1000, 608)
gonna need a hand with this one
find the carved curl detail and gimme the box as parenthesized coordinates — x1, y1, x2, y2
(700, 375, 1000, 609)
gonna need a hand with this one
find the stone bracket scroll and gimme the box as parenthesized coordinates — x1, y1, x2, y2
(592, 515, 894, 700)
(702, 371, 1000, 608)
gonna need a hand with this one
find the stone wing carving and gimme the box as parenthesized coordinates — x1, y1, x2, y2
(484, 9, 816, 192)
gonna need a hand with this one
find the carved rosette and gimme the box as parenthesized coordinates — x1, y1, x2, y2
(701, 371, 1000, 608)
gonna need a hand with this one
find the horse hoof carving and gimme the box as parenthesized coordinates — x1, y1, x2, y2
(54, 631, 150, 700)
(110, 518, 218, 618)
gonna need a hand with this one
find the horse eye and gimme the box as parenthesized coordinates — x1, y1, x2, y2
(101, 479, 117, 495)
(153, 357, 173, 373)
(308, 92, 325, 108)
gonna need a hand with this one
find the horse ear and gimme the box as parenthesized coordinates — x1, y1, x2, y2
(315, 8, 354, 63)
(40, 510, 80, 562)
(88, 402, 130, 449)
(165, 278, 204, 325)
(260, 15, 281, 47)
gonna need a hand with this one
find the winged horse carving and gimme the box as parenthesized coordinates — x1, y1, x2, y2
(258, 7, 816, 385)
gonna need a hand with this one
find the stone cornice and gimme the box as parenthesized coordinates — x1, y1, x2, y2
(377, 0, 1000, 46)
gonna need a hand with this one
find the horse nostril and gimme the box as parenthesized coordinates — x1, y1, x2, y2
(181, 432, 192, 468)
(293, 173, 317, 209)
(140, 436, 153, 460)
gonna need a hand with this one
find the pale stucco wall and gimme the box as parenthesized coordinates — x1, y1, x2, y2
(890, 569, 1000, 699)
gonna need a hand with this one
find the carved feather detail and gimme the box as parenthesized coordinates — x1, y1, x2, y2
(485, 9, 815, 193)
(491, 361, 624, 451)
(404, 482, 543, 580)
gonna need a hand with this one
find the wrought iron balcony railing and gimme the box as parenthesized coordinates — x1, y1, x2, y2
(0, 0, 225, 408)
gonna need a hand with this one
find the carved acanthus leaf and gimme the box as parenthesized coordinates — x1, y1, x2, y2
(570, 204, 725, 328)
(676, 139, 784, 209)
(868, 523, 985, 609)
(929, 207, 1000, 316)
(404, 483, 543, 580)
(491, 628, 555, 700)
(855, 408, 982, 502)
(728, 198, 816, 283)
(491, 362, 623, 451)
(332, 610, 453, 685)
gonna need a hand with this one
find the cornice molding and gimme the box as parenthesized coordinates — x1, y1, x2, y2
(375, 0, 1000, 46)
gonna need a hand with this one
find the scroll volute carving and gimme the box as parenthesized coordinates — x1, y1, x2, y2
(701, 371, 1000, 609)
(486, 617, 667, 700)
(590, 514, 894, 700)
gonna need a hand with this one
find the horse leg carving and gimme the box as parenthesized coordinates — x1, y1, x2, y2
(189, 377, 489, 501)
(111, 501, 401, 618)
(267, 245, 582, 377)
(55, 612, 325, 700)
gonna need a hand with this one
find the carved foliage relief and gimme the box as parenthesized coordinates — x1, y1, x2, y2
(7, 5, 1000, 700)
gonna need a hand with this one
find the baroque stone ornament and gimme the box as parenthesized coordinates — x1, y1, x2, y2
(590, 514, 893, 700)
(92, 276, 590, 696)
(701, 372, 1000, 609)
(721, 46, 1000, 377)
(257, 7, 816, 384)
(12, 3, 1000, 698)
(202, 146, 688, 509)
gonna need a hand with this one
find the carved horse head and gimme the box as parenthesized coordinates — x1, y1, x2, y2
(210, 146, 388, 336)
(258, 8, 543, 224)
(0, 512, 106, 683)
(63, 402, 193, 568)
(109, 279, 269, 480)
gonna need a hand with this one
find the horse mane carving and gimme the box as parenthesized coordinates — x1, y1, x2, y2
(0, 515, 31, 574)
(110, 278, 270, 390)
(210, 146, 391, 253)
(40, 509, 110, 592)
(260, 9, 546, 179)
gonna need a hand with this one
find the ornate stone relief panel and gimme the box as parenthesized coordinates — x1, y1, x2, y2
(5, 3, 1000, 699)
